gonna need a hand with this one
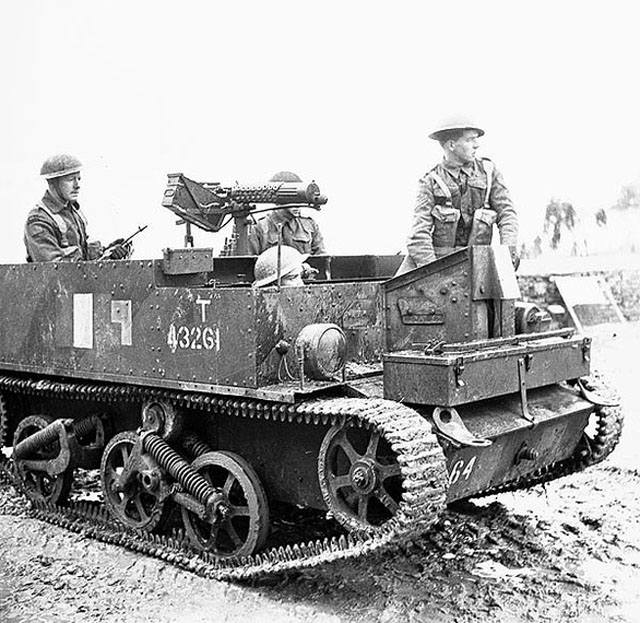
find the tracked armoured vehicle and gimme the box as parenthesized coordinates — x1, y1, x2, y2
(0, 174, 623, 579)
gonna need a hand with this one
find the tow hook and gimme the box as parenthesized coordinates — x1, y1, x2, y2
(515, 444, 539, 465)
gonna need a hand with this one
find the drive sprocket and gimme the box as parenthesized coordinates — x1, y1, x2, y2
(319, 424, 402, 532)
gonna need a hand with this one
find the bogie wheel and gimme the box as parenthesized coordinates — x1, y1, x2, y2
(318, 424, 403, 532)
(100, 431, 169, 531)
(12, 415, 73, 505)
(181, 451, 269, 558)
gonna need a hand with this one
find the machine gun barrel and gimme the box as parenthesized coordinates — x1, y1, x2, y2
(228, 182, 328, 207)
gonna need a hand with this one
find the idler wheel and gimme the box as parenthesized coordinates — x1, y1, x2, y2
(318, 424, 403, 532)
(181, 451, 269, 558)
(12, 415, 73, 505)
(100, 431, 169, 531)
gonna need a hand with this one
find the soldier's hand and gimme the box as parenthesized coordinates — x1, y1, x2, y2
(301, 262, 319, 280)
(104, 239, 132, 260)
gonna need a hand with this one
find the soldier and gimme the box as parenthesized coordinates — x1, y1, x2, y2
(24, 154, 129, 262)
(248, 171, 326, 256)
(397, 118, 518, 274)
(253, 245, 308, 287)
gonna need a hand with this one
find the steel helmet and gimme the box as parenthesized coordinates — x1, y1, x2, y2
(269, 171, 302, 183)
(40, 154, 82, 179)
(428, 116, 485, 141)
(254, 245, 309, 287)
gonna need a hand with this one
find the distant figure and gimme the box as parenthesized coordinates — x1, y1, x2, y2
(253, 245, 308, 287)
(595, 208, 607, 227)
(24, 154, 129, 262)
(533, 235, 543, 257)
(248, 171, 326, 256)
(544, 199, 576, 251)
(396, 117, 519, 274)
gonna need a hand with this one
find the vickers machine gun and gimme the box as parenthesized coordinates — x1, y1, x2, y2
(162, 173, 328, 253)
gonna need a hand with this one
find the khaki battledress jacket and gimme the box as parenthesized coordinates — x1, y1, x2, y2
(398, 157, 518, 274)
(24, 190, 102, 262)
(248, 212, 326, 256)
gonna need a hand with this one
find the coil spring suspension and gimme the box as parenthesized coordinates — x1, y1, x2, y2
(181, 434, 211, 460)
(73, 415, 99, 439)
(142, 433, 217, 506)
(13, 419, 71, 460)
(14, 415, 102, 460)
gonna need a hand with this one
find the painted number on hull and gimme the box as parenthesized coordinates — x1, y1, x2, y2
(448, 456, 477, 485)
(166, 324, 220, 353)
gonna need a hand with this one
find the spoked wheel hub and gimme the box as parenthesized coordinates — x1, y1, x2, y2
(100, 431, 169, 531)
(318, 424, 403, 533)
(181, 450, 269, 558)
(349, 459, 378, 495)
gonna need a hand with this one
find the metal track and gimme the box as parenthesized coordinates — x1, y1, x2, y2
(0, 374, 448, 580)
(0, 393, 7, 450)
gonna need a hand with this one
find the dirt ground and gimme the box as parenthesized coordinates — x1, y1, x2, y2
(1, 322, 638, 623)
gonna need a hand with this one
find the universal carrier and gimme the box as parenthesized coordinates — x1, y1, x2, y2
(0, 174, 623, 578)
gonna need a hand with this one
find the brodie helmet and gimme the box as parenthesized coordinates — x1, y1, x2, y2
(428, 117, 485, 141)
(269, 171, 302, 183)
(40, 154, 83, 179)
(254, 245, 309, 287)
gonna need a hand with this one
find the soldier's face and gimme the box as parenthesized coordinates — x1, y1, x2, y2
(449, 130, 480, 165)
(280, 206, 300, 220)
(282, 266, 304, 286)
(57, 172, 81, 202)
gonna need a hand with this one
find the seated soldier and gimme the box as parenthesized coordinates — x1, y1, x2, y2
(248, 171, 325, 256)
(253, 245, 308, 287)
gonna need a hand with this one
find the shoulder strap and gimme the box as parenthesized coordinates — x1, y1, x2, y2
(428, 171, 453, 201)
(36, 202, 69, 246)
(481, 159, 494, 208)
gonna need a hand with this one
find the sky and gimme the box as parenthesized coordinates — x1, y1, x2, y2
(1, 1, 639, 262)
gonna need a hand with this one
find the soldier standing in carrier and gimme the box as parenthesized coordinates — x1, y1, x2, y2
(396, 118, 518, 275)
(248, 171, 326, 256)
(24, 154, 129, 262)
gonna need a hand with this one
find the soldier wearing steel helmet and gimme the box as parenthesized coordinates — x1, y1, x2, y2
(253, 245, 308, 287)
(24, 154, 130, 262)
(247, 171, 326, 257)
(396, 118, 518, 274)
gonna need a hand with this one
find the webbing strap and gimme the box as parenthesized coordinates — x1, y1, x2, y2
(429, 172, 452, 200)
(36, 202, 69, 246)
(482, 159, 494, 208)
